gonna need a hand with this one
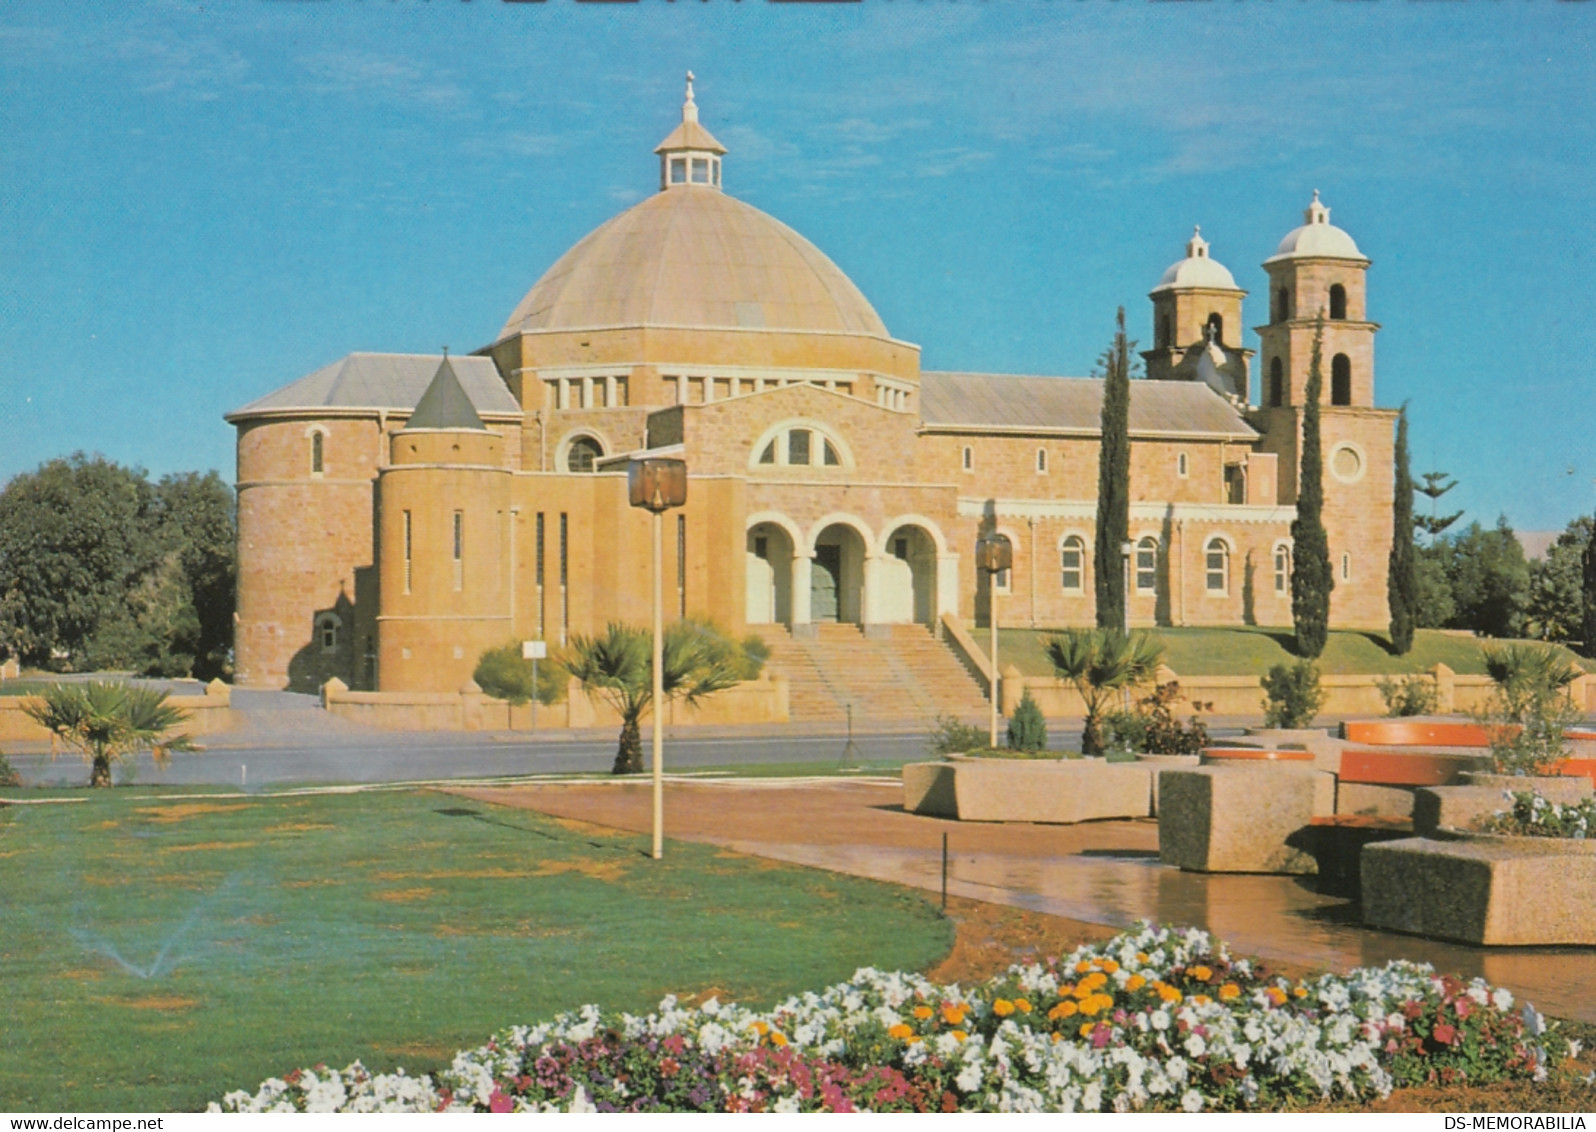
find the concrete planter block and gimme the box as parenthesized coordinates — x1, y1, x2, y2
(1157, 765, 1335, 874)
(901, 759, 1152, 823)
(1457, 771, 1593, 801)
(1244, 728, 1344, 772)
(1362, 833, 1596, 946)
(1414, 775, 1591, 837)
(1290, 816, 1414, 900)
(1135, 754, 1201, 816)
(1336, 782, 1419, 820)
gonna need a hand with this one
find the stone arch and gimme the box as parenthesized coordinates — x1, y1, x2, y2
(1331, 354, 1352, 406)
(745, 514, 799, 627)
(748, 417, 856, 471)
(1201, 532, 1235, 595)
(878, 518, 945, 627)
(1058, 530, 1091, 594)
(1329, 283, 1347, 320)
(556, 429, 613, 473)
(808, 514, 873, 625)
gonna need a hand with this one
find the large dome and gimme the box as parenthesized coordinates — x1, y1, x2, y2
(497, 187, 890, 341)
(1151, 227, 1239, 293)
(1266, 191, 1365, 263)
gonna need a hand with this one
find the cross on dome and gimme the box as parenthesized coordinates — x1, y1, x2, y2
(655, 71, 726, 191)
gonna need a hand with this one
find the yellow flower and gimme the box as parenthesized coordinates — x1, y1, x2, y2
(770, 1032, 788, 1047)
(750, 1021, 769, 1036)
(913, 1005, 933, 1021)
(1049, 1001, 1078, 1020)
(1293, 986, 1309, 999)
(1219, 984, 1242, 1001)
(1100, 959, 1120, 975)
(887, 1023, 914, 1040)
(1157, 985, 1183, 1004)
(993, 999, 1015, 1017)
(1266, 987, 1288, 1006)
(1074, 960, 1093, 975)
(951, 1030, 968, 1042)
(1079, 1022, 1096, 1038)
(1191, 966, 1213, 982)
(1135, 952, 1149, 964)
(1192, 994, 1212, 1007)
(941, 1003, 967, 1025)
(1014, 998, 1033, 1014)
(1051, 1032, 1063, 1043)
(1125, 975, 1147, 993)
(1078, 997, 1102, 1017)
(906, 1035, 922, 1044)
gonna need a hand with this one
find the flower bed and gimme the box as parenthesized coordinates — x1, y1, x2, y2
(1482, 791, 1596, 840)
(211, 924, 1578, 1113)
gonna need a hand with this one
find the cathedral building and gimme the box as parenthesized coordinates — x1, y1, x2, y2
(227, 80, 1396, 694)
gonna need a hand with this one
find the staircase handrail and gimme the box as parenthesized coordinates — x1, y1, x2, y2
(939, 612, 994, 696)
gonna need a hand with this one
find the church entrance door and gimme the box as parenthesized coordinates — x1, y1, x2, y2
(812, 544, 841, 621)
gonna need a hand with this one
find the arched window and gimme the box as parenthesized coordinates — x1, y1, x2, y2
(751, 424, 847, 469)
(1331, 354, 1352, 406)
(316, 613, 340, 654)
(1158, 315, 1171, 349)
(1206, 312, 1224, 345)
(567, 435, 604, 472)
(1205, 538, 1229, 593)
(1269, 358, 1284, 407)
(310, 431, 325, 475)
(1135, 537, 1158, 593)
(1276, 287, 1291, 323)
(962, 446, 973, 472)
(1329, 284, 1347, 320)
(1273, 544, 1292, 595)
(1060, 536, 1086, 593)
(1036, 448, 1048, 474)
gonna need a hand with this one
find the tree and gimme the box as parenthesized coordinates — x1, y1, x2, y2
(1584, 518, 1596, 655)
(1387, 405, 1418, 654)
(1093, 307, 1134, 633)
(473, 641, 568, 706)
(563, 619, 764, 774)
(22, 680, 194, 787)
(1526, 517, 1591, 643)
(1415, 470, 1463, 542)
(1413, 543, 1457, 628)
(1446, 517, 1529, 638)
(1290, 317, 1334, 658)
(0, 456, 235, 677)
(1042, 628, 1163, 756)
(1006, 689, 1047, 752)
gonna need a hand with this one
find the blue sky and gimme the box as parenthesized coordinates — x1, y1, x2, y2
(1, 2, 1592, 532)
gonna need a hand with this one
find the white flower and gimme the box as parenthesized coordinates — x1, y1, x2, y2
(956, 1060, 985, 1092)
(1181, 1088, 1206, 1112)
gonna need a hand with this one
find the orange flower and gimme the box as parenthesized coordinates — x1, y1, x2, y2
(888, 1023, 914, 1040)
(913, 1005, 933, 1021)
(1051, 1032, 1063, 1043)
(1191, 966, 1213, 982)
(1125, 975, 1147, 993)
(951, 1029, 968, 1042)
(1192, 994, 1212, 1007)
(941, 1003, 967, 1025)
(1265, 987, 1288, 1006)
(1078, 997, 1102, 1017)
(750, 1021, 769, 1036)
(1135, 952, 1149, 964)
(1014, 998, 1033, 1014)
(1219, 984, 1242, 1001)
(770, 1032, 788, 1047)
(1100, 959, 1120, 975)
(1157, 985, 1183, 1004)
(993, 999, 1015, 1017)
(1049, 1001, 1078, 1020)
(1079, 1022, 1096, 1038)
(1293, 986, 1309, 999)
(905, 1035, 922, 1045)
(1074, 960, 1093, 975)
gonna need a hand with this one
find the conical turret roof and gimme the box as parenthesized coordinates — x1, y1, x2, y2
(405, 355, 486, 430)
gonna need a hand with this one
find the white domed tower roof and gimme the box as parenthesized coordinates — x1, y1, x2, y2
(497, 75, 889, 342)
(1151, 227, 1240, 293)
(1266, 191, 1366, 263)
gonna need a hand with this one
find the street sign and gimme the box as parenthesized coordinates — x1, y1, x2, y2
(521, 640, 547, 660)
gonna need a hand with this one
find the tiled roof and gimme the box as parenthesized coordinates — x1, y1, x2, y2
(405, 357, 486, 431)
(919, 372, 1257, 440)
(226, 353, 521, 420)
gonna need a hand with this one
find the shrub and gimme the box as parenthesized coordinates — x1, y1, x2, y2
(1042, 628, 1163, 755)
(1481, 790, 1595, 839)
(1104, 681, 1210, 756)
(927, 714, 986, 757)
(0, 751, 20, 788)
(1005, 690, 1047, 752)
(1376, 674, 1440, 718)
(1474, 643, 1582, 776)
(1261, 662, 1326, 729)
(473, 642, 567, 707)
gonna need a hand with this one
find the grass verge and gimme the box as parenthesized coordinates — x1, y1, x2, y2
(0, 788, 951, 1111)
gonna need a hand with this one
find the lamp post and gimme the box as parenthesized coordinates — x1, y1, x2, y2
(628, 456, 688, 861)
(975, 534, 1013, 748)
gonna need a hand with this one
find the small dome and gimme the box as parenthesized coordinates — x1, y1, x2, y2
(1267, 191, 1365, 262)
(1151, 227, 1239, 293)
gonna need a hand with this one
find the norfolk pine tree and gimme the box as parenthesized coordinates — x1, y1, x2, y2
(1387, 404, 1418, 654)
(1291, 316, 1334, 658)
(1094, 307, 1133, 633)
(1582, 522, 1596, 656)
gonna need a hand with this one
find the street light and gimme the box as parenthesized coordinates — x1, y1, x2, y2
(975, 533, 1013, 748)
(628, 456, 688, 861)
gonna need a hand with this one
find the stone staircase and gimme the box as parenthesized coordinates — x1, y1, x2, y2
(761, 622, 991, 726)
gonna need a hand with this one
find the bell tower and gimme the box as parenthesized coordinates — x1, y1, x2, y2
(1142, 227, 1252, 400)
(1253, 192, 1378, 410)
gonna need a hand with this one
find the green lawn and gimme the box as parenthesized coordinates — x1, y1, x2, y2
(0, 788, 952, 1112)
(996, 626, 1591, 679)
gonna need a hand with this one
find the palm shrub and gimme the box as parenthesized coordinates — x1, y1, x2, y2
(21, 680, 194, 787)
(1043, 628, 1163, 755)
(1261, 662, 1326, 729)
(473, 642, 568, 707)
(1006, 689, 1047, 752)
(1474, 642, 1583, 776)
(564, 619, 762, 774)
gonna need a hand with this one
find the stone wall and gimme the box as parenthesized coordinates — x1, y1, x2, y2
(0, 679, 235, 745)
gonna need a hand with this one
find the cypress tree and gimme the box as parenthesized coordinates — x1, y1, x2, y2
(1291, 316, 1334, 658)
(1094, 307, 1132, 633)
(1388, 404, 1418, 654)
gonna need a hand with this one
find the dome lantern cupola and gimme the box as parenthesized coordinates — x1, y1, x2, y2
(654, 72, 726, 192)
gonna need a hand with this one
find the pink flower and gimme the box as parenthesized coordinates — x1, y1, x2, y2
(488, 1087, 513, 1113)
(1433, 1023, 1457, 1046)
